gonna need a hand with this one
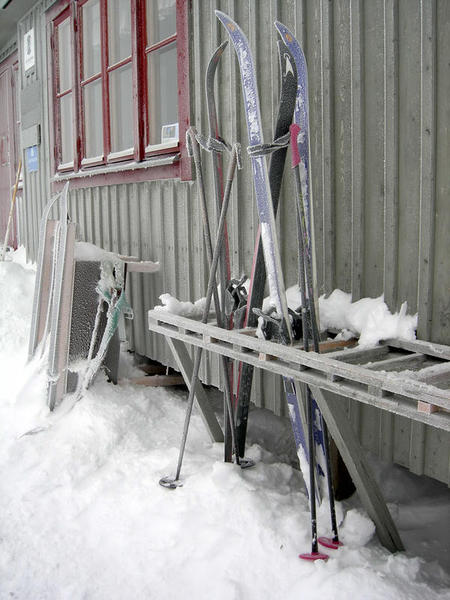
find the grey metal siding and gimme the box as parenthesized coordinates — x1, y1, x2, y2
(17, 0, 450, 483)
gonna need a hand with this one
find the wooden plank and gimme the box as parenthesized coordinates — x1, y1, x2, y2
(310, 385, 404, 553)
(327, 345, 389, 363)
(365, 352, 426, 372)
(416, 361, 450, 384)
(166, 337, 224, 444)
(318, 338, 357, 353)
(148, 311, 450, 410)
(386, 337, 450, 361)
(137, 363, 167, 375)
(129, 375, 185, 387)
(409, 421, 426, 475)
(147, 314, 450, 430)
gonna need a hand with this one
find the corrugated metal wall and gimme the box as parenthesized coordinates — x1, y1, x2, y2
(18, 0, 450, 483)
(17, 2, 52, 258)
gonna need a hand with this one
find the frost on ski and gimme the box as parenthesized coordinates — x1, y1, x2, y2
(237, 45, 261, 145)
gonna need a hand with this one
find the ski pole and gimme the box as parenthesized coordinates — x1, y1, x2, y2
(159, 133, 243, 489)
(1, 159, 22, 261)
(291, 123, 341, 556)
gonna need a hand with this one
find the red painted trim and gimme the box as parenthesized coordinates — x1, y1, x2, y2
(0, 51, 20, 249)
(107, 55, 132, 73)
(80, 72, 102, 87)
(101, 0, 111, 160)
(132, 0, 145, 161)
(46, 0, 70, 23)
(55, 88, 72, 99)
(177, 0, 191, 181)
(48, 0, 191, 181)
(52, 160, 180, 190)
(71, 1, 80, 172)
(145, 33, 177, 53)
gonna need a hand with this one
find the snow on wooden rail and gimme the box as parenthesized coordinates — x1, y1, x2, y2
(148, 309, 450, 432)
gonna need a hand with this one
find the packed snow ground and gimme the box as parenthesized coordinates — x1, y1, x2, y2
(0, 249, 449, 600)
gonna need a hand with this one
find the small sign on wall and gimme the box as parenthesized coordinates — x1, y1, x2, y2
(26, 145, 38, 173)
(24, 28, 35, 72)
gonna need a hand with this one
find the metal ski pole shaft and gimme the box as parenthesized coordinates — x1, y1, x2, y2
(291, 123, 340, 553)
(188, 128, 241, 464)
(159, 135, 242, 489)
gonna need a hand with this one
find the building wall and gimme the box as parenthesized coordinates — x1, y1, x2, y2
(16, 0, 450, 484)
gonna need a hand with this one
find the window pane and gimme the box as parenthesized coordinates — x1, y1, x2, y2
(82, 0, 101, 79)
(109, 64, 133, 153)
(108, 0, 131, 65)
(84, 80, 103, 158)
(146, 0, 176, 46)
(147, 41, 178, 146)
(58, 18, 72, 92)
(59, 93, 73, 164)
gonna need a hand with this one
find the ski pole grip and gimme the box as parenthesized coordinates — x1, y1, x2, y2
(290, 123, 301, 168)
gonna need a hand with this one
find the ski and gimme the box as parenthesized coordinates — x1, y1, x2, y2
(205, 40, 234, 461)
(233, 34, 298, 456)
(274, 21, 331, 494)
(216, 11, 322, 525)
(276, 21, 342, 554)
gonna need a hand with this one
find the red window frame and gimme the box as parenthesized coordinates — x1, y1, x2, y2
(47, 0, 191, 188)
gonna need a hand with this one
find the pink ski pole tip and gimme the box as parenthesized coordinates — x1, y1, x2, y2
(318, 537, 344, 550)
(299, 551, 329, 561)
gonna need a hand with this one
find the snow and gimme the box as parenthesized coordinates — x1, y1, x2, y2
(155, 292, 213, 319)
(74, 241, 118, 263)
(259, 286, 418, 347)
(0, 249, 449, 599)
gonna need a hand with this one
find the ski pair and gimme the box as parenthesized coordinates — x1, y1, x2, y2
(217, 12, 341, 559)
(160, 32, 307, 486)
(160, 38, 249, 487)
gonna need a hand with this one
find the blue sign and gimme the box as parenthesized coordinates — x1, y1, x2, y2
(26, 145, 38, 173)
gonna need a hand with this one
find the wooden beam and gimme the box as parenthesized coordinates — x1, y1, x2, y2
(309, 385, 404, 553)
(129, 374, 185, 387)
(364, 352, 425, 371)
(148, 311, 450, 415)
(416, 361, 450, 384)
(166, 337, 224, 444)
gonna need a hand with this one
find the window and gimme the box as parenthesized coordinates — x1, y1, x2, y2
(49, 0, 189, 182)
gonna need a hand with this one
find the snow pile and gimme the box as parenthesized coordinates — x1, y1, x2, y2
(74, 241, 118, 262)
(155, 292, 213, 319)
(0, 249, 449, 599)
(319, 289, 418, 347)
(259, 286, 417, 347)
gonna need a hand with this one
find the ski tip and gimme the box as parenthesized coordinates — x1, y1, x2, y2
(318, 537, 344, 550)
(215, 10, 241, 35)
(159, 476, 183, 490)
(299, 551, 329, 562)
(274, 21, 292, 43)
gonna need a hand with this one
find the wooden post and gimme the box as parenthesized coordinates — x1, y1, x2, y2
(166, 338, 224, 444)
